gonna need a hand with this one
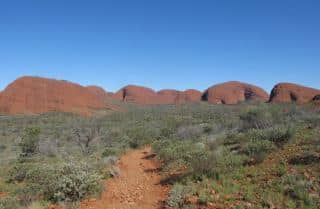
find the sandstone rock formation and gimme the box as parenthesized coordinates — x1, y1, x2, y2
(113, 85, 202, 105)
(202, 81, 269, 104)
(312, 95, 320, 106)
(183, 89, 202, 102)
(86, 85, 111, 101)
(0, 76, 105, 115)
(157, 89, 202, 104)
(269, 83, 320, 104)
(113, 85, 160, 105)
(313, 95, 320, 101)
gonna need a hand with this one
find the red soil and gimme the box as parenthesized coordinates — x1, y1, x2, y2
(81, 147, 169, 209)
(0, 192, 7, 198)
(202, 81, 269, 104)
(0, 76, 105, 116)
(269, 83, 320, 104)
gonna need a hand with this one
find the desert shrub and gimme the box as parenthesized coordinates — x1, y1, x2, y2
(189, 149, 217, 178)
(240, 106, 272, 130)
(167, 184, 188, 208)
(95, 156, 119, 179)
(0, 144, 6, 152)
(10, 160, 103, 203)
(158, 116, 180, 139)
(127, 125, 155, 148)
(25, 164, 55, 186)
(7, 162, 30, 182)
(38, 138, 58, 157)
(46, 161, 103, 202)
(27, 201, 49, 209)
(19, 127, 41, 157)
(243, 139, 275, 163)
(176, 125, 202, 140)
(0, 196, 22, 209)
(102, 156, 118, 166)
(14, 183, 43, 206)
(215, 148, 244, 173)
(102, 147, 119, 157)
(281, 174, 315, 206)
(198, 190, 213, 205)
(248, 126, 294, 147)
(289, 152, 320, 165)
(203, 125, 213, 134)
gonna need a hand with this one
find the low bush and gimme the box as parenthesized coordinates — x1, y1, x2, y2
(46, 161, 103, 202)
(0, 196, 22, 209)
(167, 184, 188, 208)
(240, 106, 273, 130)
(281, 174, 315, 207)
(7, 162, 30, 182)
(8, 160, 103, 203)
(14, 183, 43, 206)
(19, 127, 41, 157)
(247, 126, 294, 147)
(0, 144, 6, 152)
(176, 125, 202, 140)
(215, 148, 244, 173)
(243, 139, 275, 163)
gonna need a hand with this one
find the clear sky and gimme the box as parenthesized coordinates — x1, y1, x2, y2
(0, 0, 319, 93)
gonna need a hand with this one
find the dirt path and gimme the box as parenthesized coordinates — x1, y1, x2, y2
(81, 147, 169, 209)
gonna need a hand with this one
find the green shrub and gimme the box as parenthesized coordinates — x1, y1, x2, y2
(19, 127, 41, 157)
(176, 125, 202, 140)
(198, 190, 212, 205)
(243, 139, 275, 163)
(102, 147, 118, 157)
(7, 162, 30, 182)
(167, 184, 187, 208)
(240, 106, 272, 130)
(0, 196, 22, 209)
(281, 174, 315, 206)
(0, 144, 6, 152)
(247, 126, 294, 147)
(215, 149, 244, 173)
(127, 125, 155, 148)
(14, 183, 43, 206)
(189, 149, 217, 177)
(9, 160, 103, 203)
(47, 161, 103, 202)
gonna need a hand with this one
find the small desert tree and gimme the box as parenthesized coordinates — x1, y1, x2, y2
(72, 118, 104, 154)
(19, 127, 41, 157)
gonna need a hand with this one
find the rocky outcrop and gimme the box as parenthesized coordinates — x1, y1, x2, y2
(202, 81, 269, 104)
(269, 83, 320, 104)
(113, 86, 202, 105)
(157, 89, 202, 104)
(0, 76, 105, 115)
(313, 95, 320, 101)
(86, 85, 111, 101)
(113, 85, 161, 105)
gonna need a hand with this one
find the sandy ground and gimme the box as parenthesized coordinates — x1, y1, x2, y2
(80, 147, 169, 209)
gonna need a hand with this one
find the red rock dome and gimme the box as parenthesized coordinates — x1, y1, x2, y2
(202, 81, 269, 104)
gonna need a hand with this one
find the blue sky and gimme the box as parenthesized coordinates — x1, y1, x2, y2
(0, 0, 319, 92)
